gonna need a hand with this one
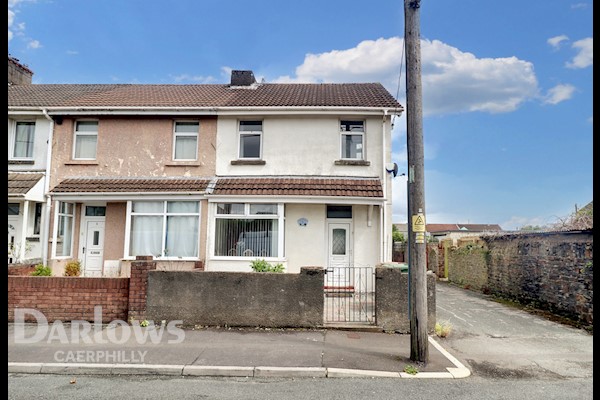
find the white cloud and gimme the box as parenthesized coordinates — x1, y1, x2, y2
(275, 37, 539, 116)
(66, 50, 79, 55)
(8, 0, 34, 44)
(171, 73, 217, 83)
(543, 84, 576, 104)
(547, 35, 569, 49)
(26, 39, 40, 49)
(567, 37, 593, 68)
(571, 3, 588, 9)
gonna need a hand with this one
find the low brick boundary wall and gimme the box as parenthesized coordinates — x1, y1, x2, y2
(146, 267, 325, 328)
(8, 276, 129, 322)
(375, 267, 436, 333)
(8, 263, 37, 276)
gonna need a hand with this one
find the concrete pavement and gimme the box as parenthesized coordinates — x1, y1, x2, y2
(8, 324, 470, 379)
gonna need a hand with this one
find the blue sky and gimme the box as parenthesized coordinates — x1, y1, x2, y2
(8, 0, 593, 230)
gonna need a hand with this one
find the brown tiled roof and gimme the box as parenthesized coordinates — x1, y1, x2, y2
(8, 83, 402, 109)
(426, 224, 460, 233)
(8, 173, 44, 195)
(51, 177, 210, 193)
(211, 177, 383, 198)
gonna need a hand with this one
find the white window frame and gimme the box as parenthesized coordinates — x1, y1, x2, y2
(11, 120, 36, 160)
(125, 200, 201, 260)
(212, 202, 284, 260)
(172, 121, 199, 161)
(73, 120, 98, 160)
(52, 201, 75, 259)
(238, 120, 263, 159)
(340, 120, 365, 160)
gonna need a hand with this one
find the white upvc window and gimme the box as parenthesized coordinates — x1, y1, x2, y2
(173, 121, 199, 160)
(213, 203, 283, 258)
(54, 202, 75, 258)
(127, 200, 200, 259)
(12, 121, 35, 159)
(340, 120, 364, 160)
(238, 121, 262, 159)
(73, 120, 98, 160)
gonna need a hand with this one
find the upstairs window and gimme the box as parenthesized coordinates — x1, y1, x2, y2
(173, 121, 199, 160)
(340, 120, 364, 160)
(238, 121, 262, 159)
(13, 121, 35, 159)
(74, 121, 98, 160)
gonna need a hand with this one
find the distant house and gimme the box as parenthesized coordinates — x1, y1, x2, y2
(392, 222, 503, 245)
(426, 224, 503, 245)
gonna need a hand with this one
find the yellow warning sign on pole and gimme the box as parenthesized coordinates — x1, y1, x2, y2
(412, 213, 426, 232)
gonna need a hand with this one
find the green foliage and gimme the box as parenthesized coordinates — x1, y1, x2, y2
(403, 365, 419, 375)
(435, 320, 452, 338)
(31, 264, 52, 276)
(392, 224, 405, 243)
(250, 259, 285, 273)
(64, 259, 81, 276)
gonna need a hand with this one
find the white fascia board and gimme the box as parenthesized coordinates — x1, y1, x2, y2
(50, 193, 206, 202)
(8, 110, 45, 116)
(206, 195, 385, 205)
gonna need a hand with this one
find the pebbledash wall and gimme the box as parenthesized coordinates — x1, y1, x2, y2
(447, 230, 593, 328)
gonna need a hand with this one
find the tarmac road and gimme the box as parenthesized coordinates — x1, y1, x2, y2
(434, 280, 593, 380)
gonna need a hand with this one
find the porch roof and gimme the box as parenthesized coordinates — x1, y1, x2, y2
(210, 177, 384, 198)
(8, 172, 44, 196)
(50, 177, 211, 193)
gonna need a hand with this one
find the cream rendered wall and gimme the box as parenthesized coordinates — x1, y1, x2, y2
(351, 205, 381, 268)
(284, 204, 327, 273)
(216, 115, 384, 177)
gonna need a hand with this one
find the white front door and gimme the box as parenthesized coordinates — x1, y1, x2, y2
(83, 220, 105, 277)
(326, 222, 352, 287)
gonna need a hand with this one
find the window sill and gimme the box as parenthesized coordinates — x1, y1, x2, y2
(230, 159, 266, 166)
(8, 160, 35, 165)
(334, 159, 370, 166)
(165, 162, 202, 167)
(65, 160, 99, 166)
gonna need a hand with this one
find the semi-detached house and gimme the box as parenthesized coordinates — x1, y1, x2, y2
(8, 69, 403, 285)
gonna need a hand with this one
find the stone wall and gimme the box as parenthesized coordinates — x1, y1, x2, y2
(447, 230, 593, 327)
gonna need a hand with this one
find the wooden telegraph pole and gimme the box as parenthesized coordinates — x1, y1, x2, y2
(404, 0, 429, 363)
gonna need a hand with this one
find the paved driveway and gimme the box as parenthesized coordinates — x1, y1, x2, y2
(434, 281, 593, 379)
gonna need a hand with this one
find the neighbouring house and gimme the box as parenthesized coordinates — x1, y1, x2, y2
(8, 68, 403, 280)
(425, 223, 503, 245)
(8, 56, 50, 265)
(393, 222, 504, 245)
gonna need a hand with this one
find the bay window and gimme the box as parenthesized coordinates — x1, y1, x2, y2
(56, 202, 74, 257)
(214, 203, 282, 258)
(128, 201, 200, 258)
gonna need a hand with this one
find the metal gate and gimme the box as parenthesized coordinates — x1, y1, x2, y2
(324, 265, 375, 325)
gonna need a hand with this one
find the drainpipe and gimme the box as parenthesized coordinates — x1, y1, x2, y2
(41, 108, 54, 265)
(380, 109, 390, 263)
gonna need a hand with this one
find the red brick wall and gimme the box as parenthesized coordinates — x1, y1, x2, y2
(8, 276, 129, 323)
(8, 264, 37, 276)
(127, 256, 156, 321)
